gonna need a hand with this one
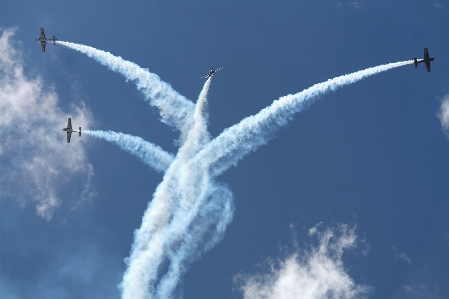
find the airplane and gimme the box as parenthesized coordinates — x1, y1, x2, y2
(414, 48, 435, 72)
(201, 67, 223, 79)
(36, 27, 57, 52)
(63, 118, 81, 143)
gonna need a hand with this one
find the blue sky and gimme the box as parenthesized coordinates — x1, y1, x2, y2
(1, 1, 448, 299)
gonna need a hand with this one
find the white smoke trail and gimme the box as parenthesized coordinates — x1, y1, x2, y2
(57, 41, 194, 136)
(154, 182, 234, 299)
(121, 78, 217, 299)
(64, 56, 410, 298)
(153, 77, 235, 298)
(193, 61, 413, 176)
(119, 61, 412, 299)
(178, 77, 212, 160)
(83, 130, 174, 173)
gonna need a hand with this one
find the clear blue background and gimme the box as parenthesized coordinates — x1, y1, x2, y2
(1, 1, 448, 299)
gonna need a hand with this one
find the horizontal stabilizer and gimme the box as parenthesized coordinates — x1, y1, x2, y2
(414, 58, 418, 68)
(79, 127, 81, 137)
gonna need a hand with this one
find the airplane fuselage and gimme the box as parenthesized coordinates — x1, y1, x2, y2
(415, 57, 435, 64)
(36, 37, 56, 44)
(63, 128, 79, 133)
(201, 67, 223, 79)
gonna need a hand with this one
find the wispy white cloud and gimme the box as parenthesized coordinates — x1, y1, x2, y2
(438, 94, 449, 134)
(235, 224, 370, 299)
(403, 283, 443, 299)
(433, 2, 449, 13)
(389, 245, 412, 265)
(336, 1, 366, 11)
(0, 28, 94, 220)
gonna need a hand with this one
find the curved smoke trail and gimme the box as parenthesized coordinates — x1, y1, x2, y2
(57, 41, 194, 137)
(121, 78, 230, 299)
(67, 46, 411, 298)
(194, 60, 413, 176)
(154, 181, 234, 299)
(120, 61, 411, 299)
(153, 77, 234, 298)
(83, 130, 174, 173)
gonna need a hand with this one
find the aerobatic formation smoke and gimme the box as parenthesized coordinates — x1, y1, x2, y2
(194, 60, 413, 176)
(153, 77, 234, 299)
(121, 77, 234, 299)
(59, 41, 411, 299)
(57, 41, 194, 138)
(121, 60, 411, 299)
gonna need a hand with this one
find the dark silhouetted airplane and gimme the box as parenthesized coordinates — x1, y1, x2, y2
(414, 48, 435, 72)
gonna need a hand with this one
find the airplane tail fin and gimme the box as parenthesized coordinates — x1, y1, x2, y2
(79, 127, 81, 137)
(414, 58, 418, 68)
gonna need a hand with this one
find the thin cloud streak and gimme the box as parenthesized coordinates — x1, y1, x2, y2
(438, 94, 449, 134)
(390, 245, 412, 265)
(0, 29, 94, 220)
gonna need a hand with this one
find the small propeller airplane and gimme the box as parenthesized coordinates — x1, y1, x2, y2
(63, 118, 81, 143)
(414, 48, 435, 72)
(36, 27, 57, 52)
(201, 67, 223, 79)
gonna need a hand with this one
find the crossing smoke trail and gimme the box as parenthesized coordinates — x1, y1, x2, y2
(153, 77, 233, 298)
(194, 60, 414, 176)
(65, 45, 411, 298)
(154, 181, 234, 299)
(120, 77, 235, 299)
(117, 61, 412, 299)
(83, 130, 174, 173)
(57, 41, 194, 137)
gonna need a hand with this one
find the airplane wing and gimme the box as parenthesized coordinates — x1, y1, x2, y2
(67, 118, 72, 130)
(424, 48, 431, 72)
(40, 27, 45, 39)
(67, 132, 71, 143)
(425, 60, 431, 72)
(215, 67, 223, 72)
(201, 75, 209, 79)
(41, 41, 46, 52)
